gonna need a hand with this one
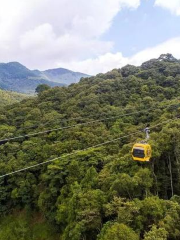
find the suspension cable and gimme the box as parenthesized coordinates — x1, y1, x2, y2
(0, 117, 177, 179)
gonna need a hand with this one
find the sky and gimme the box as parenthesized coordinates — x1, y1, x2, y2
(0, 0, 180, 74)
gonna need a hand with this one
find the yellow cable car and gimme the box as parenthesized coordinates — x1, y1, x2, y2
(132, 143, 152, 162)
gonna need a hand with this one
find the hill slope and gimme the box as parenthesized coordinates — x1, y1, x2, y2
(1, 54, 180, 239)
(0, 89, 27, 107)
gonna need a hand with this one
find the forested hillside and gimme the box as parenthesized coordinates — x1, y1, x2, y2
(0, 89, 27, 108)
(1, 54, 180, 239)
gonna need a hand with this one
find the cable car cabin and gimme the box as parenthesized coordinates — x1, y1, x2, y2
(132, 143, 152, 162)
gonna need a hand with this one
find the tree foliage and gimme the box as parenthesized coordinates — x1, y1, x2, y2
(1, 55, 180, 239)
(35, 84, 51, 94)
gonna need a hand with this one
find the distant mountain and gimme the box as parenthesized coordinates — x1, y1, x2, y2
(0, 62, 89, 94)
(39, 68, 90, 85)
(0, 62, 66, 94)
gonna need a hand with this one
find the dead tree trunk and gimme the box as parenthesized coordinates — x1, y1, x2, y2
(168, 154, 174, 197)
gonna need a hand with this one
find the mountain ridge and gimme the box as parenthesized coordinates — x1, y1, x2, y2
(0, 53, 178, 94)
(0, 62, 89, 94)
(41, 67, 89, 85)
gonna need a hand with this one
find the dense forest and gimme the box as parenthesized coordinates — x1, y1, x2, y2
(1, 54, 180, 239)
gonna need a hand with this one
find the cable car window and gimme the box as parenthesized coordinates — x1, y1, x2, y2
(133, 148, 145, 158)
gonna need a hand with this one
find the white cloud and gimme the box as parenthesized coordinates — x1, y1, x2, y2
(155, 0, 180, 15)
(1, 0, 179, 76)
(19, 23, 113, 63)
(0, 0, 140, 70)
(58, 52, 129, 75)
(60, 36, 180, 75)
(130, 36, 180, 65)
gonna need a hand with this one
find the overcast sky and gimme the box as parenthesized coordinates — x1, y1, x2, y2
(0, 0, 180, 74)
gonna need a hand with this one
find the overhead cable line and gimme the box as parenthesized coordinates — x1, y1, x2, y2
(0, 101, 179, 144)
(0, 116, 178, 179)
